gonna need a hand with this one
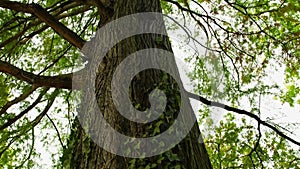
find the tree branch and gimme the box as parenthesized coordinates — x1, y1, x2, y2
(0, 0, 86, 49)
(46, 114, 66, 149)
(14, 128, 35, 168)
(0, 60, 83, 89)
(185, 90, 300, 147)
(0, 88, 49, 131)
(31, 89, 60, 126)
(0, 85, 38, 117)
(0, 4, 91, 49)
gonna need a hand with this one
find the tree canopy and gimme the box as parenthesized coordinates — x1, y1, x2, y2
(0, 0, 299, 168)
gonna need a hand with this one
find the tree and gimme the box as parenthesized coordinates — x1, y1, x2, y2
(0, 0, 299, 168)
(0, 0, 213, 168)
(60, 1, 212, 168)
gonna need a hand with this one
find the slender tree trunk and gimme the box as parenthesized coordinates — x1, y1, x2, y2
(62, 0, 212, 168)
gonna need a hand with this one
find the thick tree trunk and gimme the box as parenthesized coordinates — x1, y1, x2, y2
(62, 0, 212, 168)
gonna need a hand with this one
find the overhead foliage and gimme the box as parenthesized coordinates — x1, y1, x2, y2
(0, 0, 299, 168)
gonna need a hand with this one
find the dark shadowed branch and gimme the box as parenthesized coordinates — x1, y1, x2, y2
(0, 60, 84, 90)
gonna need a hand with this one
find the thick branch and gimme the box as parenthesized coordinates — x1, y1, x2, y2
(0, 0, 86, 49)
(0, 60, 82, 89)
(0, 4, 91, 49)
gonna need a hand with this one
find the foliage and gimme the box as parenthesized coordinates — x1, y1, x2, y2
(0, 0, 299, 168)
(176, 0, 300, 168)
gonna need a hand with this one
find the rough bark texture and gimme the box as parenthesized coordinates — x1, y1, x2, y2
(62, 0, 213, 168)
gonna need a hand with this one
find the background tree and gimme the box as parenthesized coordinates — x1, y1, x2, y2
(0, 0, 299, 168)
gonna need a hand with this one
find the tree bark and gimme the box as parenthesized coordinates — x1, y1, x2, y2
(62, 0, 213, 168)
